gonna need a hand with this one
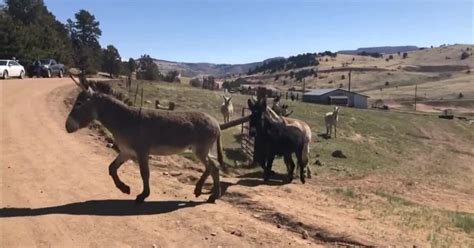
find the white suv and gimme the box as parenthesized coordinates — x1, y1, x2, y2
(0, 60, 26, 79)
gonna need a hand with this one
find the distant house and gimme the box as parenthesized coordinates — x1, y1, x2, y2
(303, 88, 369, 109)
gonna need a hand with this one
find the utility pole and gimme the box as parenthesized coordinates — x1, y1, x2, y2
(348, 70, 352, 92)
(414, 84, 418, 111)
(302, 78, 306, 102)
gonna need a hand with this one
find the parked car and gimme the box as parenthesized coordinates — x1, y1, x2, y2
(29, 59, 65, 78)
(0, 59, 25, 79)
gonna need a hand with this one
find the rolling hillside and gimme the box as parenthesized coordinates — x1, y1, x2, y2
(226, 44, 474, 107)
(152, 59, 261, 77)
(338, 45, 419, 55)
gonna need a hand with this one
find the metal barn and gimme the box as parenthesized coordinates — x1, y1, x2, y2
(302, 88, 369, 109)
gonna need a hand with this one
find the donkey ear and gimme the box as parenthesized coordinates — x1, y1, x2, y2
(247, 99, 254, 108)
(70, 75, 87, 91)
(87, 87, 95, 95)
(228, 96, 232, 101)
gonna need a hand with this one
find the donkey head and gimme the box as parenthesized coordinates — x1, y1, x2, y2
(247, 97, 266, 137)
(223, 96, 232, 106)
(281, 104, 294, 117)
(65, 75, 98, 133)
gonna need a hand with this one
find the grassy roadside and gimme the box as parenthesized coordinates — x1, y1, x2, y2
(86, 78, 474, 245)
(108, 79, 473, 185)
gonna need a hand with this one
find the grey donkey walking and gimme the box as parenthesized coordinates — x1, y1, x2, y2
(65, 75, 225, 203)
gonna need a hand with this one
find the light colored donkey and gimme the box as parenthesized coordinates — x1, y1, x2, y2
(325, 106, 340, 138)
(66, 76, 225, 203)
(267, 107, 312, 178)
(220, 96, 233, 123)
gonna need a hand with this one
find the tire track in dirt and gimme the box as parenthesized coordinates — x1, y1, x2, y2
(222, 190, 374, 247)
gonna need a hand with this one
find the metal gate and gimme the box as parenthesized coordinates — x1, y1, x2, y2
(240, 107, 254, 160)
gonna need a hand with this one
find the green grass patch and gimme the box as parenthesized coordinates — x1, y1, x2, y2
(375, 190, 415, 206)
(106, 79, 474, 187)
(449, 212, 474, 234)
(334, 187, 357, 198)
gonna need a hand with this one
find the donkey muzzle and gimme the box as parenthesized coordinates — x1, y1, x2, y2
(65, 117, 80, 133)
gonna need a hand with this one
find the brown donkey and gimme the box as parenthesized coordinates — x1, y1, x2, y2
(65, 76, 224, 203)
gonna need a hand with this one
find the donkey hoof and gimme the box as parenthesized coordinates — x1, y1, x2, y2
(135, 195, 146, 203)
(194, 188, 202, 198)
(207, 195, 217, 203)
(119, 184, 131, 194)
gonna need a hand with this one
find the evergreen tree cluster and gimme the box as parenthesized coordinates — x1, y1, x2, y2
(247, 52, 323, 75)
(358, 51, 383, 58)
(0, 0, 144, 78)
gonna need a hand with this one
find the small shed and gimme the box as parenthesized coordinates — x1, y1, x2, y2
(303, 88, 369, 109)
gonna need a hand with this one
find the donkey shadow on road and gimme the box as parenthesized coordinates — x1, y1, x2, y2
(0, 199, 204, 218)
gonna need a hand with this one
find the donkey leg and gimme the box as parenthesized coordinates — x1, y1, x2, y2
(135, 153, 150, 203)
(284, 154, 296, 183)
(108, 153, 131, 194)
(194, 166, 210, 198)
(297, 153, 308, 184)
(264, 154, 275, 182)
(207, 156, 221, 203)
(194, 149, 212, 198)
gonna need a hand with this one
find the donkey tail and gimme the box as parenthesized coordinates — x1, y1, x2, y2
(216, 133, 228, 173)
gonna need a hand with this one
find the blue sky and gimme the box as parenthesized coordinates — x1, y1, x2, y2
(44, 0, 473, 64)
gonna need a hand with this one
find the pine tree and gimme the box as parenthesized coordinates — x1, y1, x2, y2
(101, 45, 121, 77)
(137, 55, 160, 80)
(67, 9, 102, 74)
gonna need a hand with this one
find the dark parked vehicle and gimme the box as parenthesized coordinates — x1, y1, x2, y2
(29, 59, 65, 78)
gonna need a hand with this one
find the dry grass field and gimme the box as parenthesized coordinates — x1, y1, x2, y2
(235, 44, 474, 113)
(106, 78, 474, 246)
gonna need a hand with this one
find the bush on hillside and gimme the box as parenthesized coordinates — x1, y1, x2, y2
(190, 78, 203, 88)
(461, 51, 470, 60)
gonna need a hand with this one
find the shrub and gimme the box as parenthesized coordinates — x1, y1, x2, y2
(358, 51, 382, 58)
(402, 52, 408, 59)
(274, 75, 279, 81)
(163, 70, 180, 83)
(388, 55, 394, 60)
(339, 83, 343, 88)
(461, 51, 470, 60)
(190, 78, 203, 88)
(341, 75, 345, 80)
(385, 81, 389, 86)
(458, 92, 464, 99)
